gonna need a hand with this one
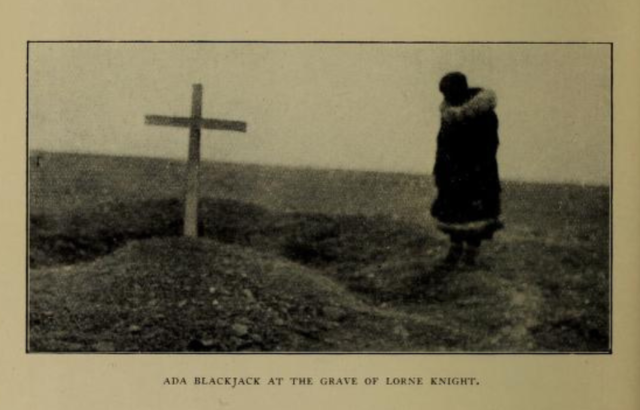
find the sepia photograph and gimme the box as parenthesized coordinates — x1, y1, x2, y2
(27, 42, 611, 353)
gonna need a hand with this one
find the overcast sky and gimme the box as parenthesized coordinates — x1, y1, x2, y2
(29, 43, 611, 185)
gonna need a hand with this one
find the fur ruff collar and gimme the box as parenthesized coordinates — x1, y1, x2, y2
(440, 89, 497, 123)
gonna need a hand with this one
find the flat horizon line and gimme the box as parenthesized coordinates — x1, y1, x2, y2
(28, 149, 610, 188)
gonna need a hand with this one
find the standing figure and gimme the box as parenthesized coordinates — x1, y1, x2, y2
(431, 72, 503, 266)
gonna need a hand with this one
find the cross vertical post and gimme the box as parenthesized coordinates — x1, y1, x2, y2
(184, 84, 203, 237)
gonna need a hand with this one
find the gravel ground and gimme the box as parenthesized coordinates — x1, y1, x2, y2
(29, 198, 609, 352)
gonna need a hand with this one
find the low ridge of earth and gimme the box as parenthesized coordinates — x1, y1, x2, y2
(28, 152, 610, 352)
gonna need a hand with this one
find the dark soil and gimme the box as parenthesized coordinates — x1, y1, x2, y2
(30, 198, 609, 352)
(31, 237, 443, 352)
(28, 152, 610, 352)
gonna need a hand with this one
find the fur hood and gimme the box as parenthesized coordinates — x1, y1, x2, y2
(440, 88, 497, 123)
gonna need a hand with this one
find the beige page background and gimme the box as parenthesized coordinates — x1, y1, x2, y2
(1, 1, 639, 409)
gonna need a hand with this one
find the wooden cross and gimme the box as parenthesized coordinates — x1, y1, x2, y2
(145, 84, 247, 237)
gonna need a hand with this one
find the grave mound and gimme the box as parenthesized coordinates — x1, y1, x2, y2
(30, 237, 354, 351)
(30, 237, 451, 352)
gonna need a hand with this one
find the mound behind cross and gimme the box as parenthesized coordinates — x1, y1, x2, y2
(145, 84, 247, 237)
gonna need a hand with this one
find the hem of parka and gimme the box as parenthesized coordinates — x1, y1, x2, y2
(436, 218, 504, 241)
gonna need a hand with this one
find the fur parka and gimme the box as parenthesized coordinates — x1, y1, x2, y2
(431, 88, 502, 238)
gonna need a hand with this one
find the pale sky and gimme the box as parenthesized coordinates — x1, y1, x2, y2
(29, 43, 611, 185)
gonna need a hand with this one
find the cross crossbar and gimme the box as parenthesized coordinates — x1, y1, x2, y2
(145, 115, 247, 132)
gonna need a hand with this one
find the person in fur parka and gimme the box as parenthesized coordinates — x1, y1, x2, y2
(431, 72, 503, 266)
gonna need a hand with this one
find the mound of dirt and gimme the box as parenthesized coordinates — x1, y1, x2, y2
(29, 197, 610, 352)
(29, 237, 451, 352)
